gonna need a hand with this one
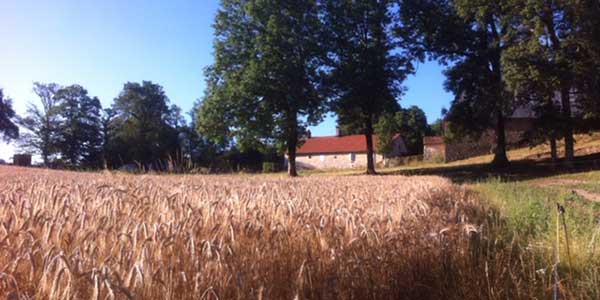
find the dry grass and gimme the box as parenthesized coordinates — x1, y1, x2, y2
(0, 166, 566, 299)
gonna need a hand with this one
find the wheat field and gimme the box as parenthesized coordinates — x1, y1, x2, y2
(1, 166, 537, 300)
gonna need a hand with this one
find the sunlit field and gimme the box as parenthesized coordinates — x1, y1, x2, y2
(2, 166, 597, 299)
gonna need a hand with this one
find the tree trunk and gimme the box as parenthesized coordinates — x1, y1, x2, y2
(560, 85, 574, 162)
(491, 109, 509, 167)
(287, 140, 298, 177)
(287, 112, 299, 177)
(550, 136, 558, 163)
(42, 151, 49, 167)
(364, 114, 376, 175)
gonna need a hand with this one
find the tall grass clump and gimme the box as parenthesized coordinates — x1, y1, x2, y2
(475, 178, 600, 299)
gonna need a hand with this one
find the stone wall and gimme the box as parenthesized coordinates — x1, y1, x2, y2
(423, 118, 533, 163)
(423, 137, 445, 161)
(295, 152, 383, 170)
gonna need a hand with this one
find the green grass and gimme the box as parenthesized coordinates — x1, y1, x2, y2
(474, 175, 600, 299)
(554, 170, 600, 182)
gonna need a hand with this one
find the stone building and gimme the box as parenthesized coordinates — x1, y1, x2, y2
(424, 90, 583, 163)
(13, 154, 32, 166)
(290, 133, 408, 170)
(423, 117, 536, 162)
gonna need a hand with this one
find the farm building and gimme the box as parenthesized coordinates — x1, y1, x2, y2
(423, 90, 584, 162)
(423, 117, 537, 162)
(288, 132, 408, 170)
(13, 154, 32, 167)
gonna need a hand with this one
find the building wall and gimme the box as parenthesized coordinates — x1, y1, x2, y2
(13, 154, 32, 166)
(423, 124, 532, 163)
(389, 137, 409, 157)
(423, 142, 446, 161)
(295, 152, 383, 170)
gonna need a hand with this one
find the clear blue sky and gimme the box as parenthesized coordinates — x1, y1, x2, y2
(0, 0, 452, 161)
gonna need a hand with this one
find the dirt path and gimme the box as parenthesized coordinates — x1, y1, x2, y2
(534, 179, 588, 187)
(571, 189, 600, 202)
(532, 179, 600, 202)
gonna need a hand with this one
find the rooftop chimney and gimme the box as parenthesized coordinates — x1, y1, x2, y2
(336, 126, 342, 137)
(306, 129, 312, 138)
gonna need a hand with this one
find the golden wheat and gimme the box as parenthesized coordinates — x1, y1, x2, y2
(0, 166, 539, 299)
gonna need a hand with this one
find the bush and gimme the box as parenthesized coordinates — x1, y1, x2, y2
(262, 162, 279, 173)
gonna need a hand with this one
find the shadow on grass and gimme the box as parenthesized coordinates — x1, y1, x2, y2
(385, 153, 600, 184)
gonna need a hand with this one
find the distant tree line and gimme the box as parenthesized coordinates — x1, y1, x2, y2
(0, 82, 281, 172)
(1, 0, 599, 175)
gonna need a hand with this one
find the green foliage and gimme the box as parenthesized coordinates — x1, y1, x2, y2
(398, 0, 521, 165)
(262, 162, 278, 173)
(374, 106, 430, 156)
(428, 119, 443, 136)
(109, 81, 181, 168)
(395, 106, 429, 154)
(198, 0, 328, 176)
(324, 0, 414, 173)
(0, 89, 19, 142)
(17, 83, 62, 165)
(54, 85, 103, 168)
(374, 113, 397, 156)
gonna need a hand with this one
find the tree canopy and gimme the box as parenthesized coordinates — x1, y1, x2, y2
(17, 83, 62, 165)
(0, 89, 19, 142)
(324, 0, 414, 174)
(197, 0, 328, 176)
(54, 85, 103, 168)
(108, 81, 181, 168)
(398, 0, 523, 166)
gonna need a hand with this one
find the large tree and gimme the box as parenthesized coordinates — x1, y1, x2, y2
(572, 0, 600, 127)
(0, 89, 19, 142)
(110, 81, 180, 168)
(197, 0, 328, 177)
(514, 0, 580, 161)
(398, 0, 522, 166)
(324, 0, 413, 174)
(54, 85, 103, 168)
(17, 83, 62, 165)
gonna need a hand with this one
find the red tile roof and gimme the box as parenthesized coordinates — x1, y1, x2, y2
(297, 134, 400, 155)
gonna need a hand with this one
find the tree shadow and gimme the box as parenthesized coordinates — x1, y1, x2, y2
(386, 153, 600, 184)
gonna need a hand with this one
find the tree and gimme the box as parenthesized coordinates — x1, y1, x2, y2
(0, 89, 19, 142)
(53, 85, 103, 168)
(396, 106, 429, 154)
(110, 81, 180, 168)
(503, 27, 563, 162)
(324, 0, 413, 174)
(397, 0, 521, 166)
(429, 119, 444, 136)
(572, 1, 600, 127)
(100, 108, 116, 168)
(513, 0, 581, 161)
(375, 106, 430, 156)
(198, 0, 328, 177)
(374, 113, 397, 157)
(17, 83, 62, 165)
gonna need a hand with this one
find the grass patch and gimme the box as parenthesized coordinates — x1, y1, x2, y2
(474, 176, 600, 299)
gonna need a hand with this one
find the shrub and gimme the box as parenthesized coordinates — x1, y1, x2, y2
(262, 161, 278, 173)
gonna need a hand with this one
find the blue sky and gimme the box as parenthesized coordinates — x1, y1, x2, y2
(0, 0, 452, 161)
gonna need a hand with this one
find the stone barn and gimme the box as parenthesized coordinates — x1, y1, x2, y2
(423, 117, 536, 162)
(289, 133, 408, 170)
